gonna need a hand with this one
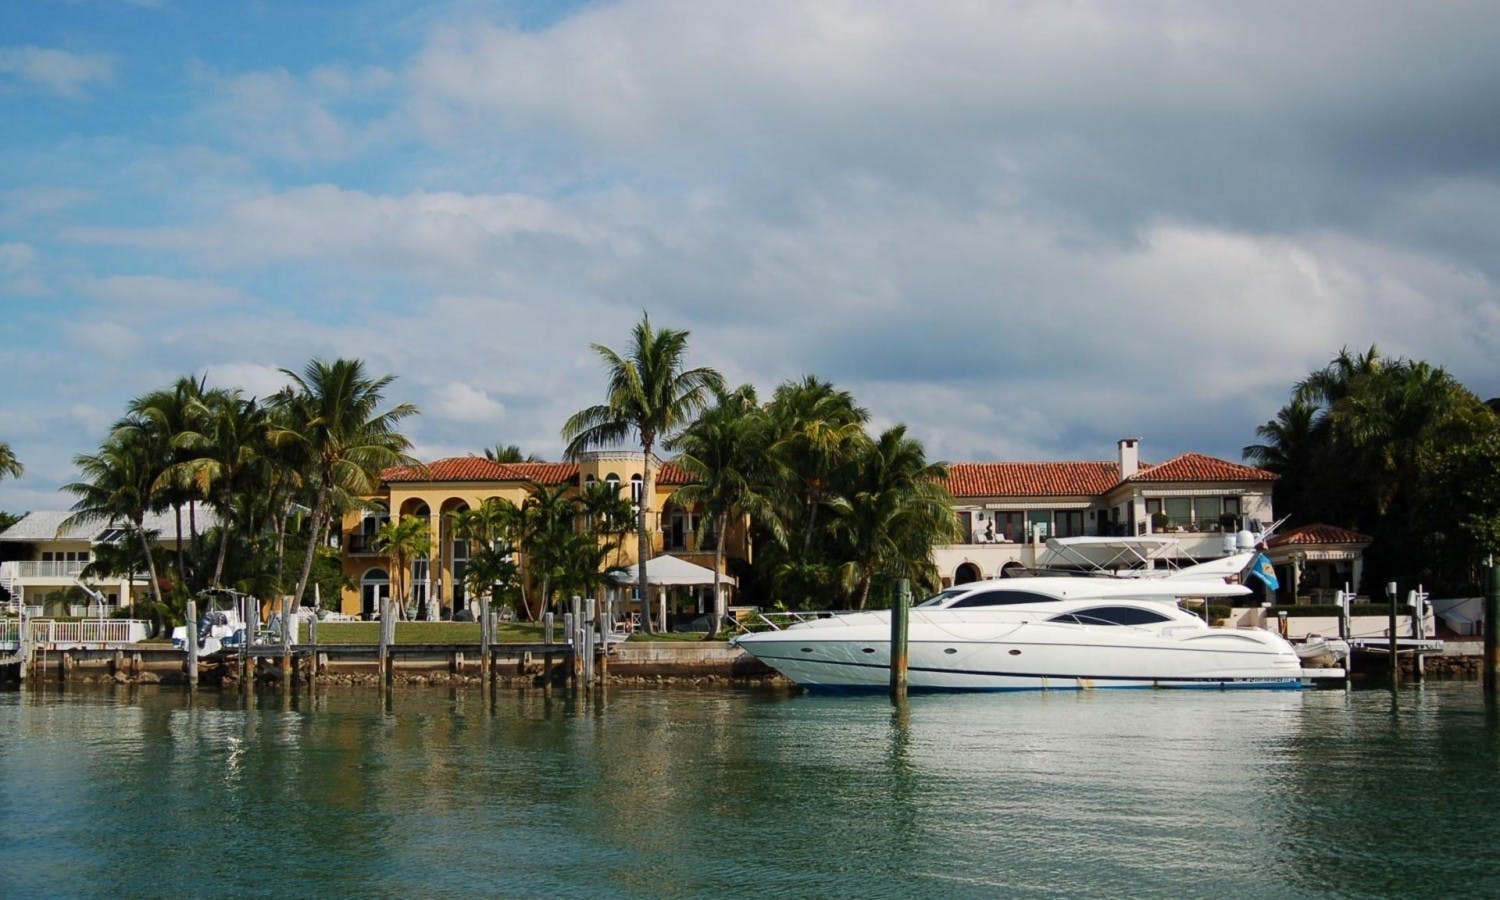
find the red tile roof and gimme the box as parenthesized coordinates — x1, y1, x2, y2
(945, 461, 1121, 498)
(1127, 453, 1276, 483)
(657, 461, 693, 485)
(1268, 523, 1372, 546)
(383, 457, 578, 485)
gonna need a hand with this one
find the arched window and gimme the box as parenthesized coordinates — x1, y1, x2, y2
(361, 568, 390, 620)
(605, 473, 620, 496)
(630, 474, 643, 507)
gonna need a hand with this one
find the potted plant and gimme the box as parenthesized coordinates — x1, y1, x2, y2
(1150, 511, 1169, 532)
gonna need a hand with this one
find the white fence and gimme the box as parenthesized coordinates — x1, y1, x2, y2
(0, 618, 149, 647)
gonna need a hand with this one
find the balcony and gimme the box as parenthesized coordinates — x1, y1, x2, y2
(345, 532, 383, 555)
(1150, 516, 1242, 535)
(4, 560, 90, 579)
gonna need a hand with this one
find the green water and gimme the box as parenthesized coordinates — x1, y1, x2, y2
(1, 683, 1498, 898)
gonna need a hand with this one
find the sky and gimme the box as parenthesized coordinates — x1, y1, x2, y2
(3, 0, 1499, 514)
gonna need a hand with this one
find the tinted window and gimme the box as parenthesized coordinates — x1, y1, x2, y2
(1049, 606, 1172, 626)
(949, 590, 1059, 608)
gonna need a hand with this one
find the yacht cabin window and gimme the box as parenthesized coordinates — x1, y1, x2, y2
(1047, 606, 1172, 626)
(947, 590, 1059, 608)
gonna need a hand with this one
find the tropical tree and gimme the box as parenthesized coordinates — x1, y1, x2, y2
(272, 358, 419, 610)
(170, 389, 271, 588)
(827, 425, 959, 610)
(0, 441, 22, 480)
(373, 515, 432, 619)
(452, 498, 525, 616)
(518, 481, 581, 619)
(667, 385, 779, 635)
(765, 376, 871, 554)
(63, 431, 167, 611)
(484, 444, 542, 463)
(561, 313, 723, 632)
(129, 376, 208, 583)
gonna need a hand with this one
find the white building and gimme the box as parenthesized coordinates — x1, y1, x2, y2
(935, 439, 1278, 585)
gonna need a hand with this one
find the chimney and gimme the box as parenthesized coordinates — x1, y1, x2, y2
(1118, 438, 1140, 479)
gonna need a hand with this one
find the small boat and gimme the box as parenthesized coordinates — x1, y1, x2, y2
(171, 590, 249, 656)
(1293, 635, 1350, 669)
(733, 576, 1305, 692)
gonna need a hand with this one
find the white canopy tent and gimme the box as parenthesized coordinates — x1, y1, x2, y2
(609, 555, 736, 631)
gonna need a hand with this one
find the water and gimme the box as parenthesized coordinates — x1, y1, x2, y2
(2, 683, 1498, 898)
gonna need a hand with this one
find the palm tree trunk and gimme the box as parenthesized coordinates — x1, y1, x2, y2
(136, 518, 163, 610)
(212, 518, 231, 588)
(292, 489, 328, 608)
(856, 572, 872, 611)
(174, 503, 186, 582)
(707, 514, 728, 639)
(638, 445, 654, 633)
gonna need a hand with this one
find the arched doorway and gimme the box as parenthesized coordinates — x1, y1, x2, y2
(1000, 561, 1027, 578)
(954, 562, 982, 585)
(361, 568, 390, 619)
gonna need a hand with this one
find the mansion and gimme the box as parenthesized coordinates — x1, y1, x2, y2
(1, 438, 1366, 618)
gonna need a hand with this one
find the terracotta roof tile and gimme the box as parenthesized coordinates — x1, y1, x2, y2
(383, 457, 578, 485)
(657, 461, 692, 485)
(1128, 453, 1276, 483)
(1268, 523, 1372, 546)
(945, 461, 1121, 498)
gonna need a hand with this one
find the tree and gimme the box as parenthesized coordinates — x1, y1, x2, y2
(453, 498, 525, 618)
(483, 444, 542, 463)
(171, 389, 271, 588)
(561, 313, 723, 632)
(373, 515, 432, 620)
(0, 441, 22, 480)
(827, 425, 958, 610)
(129, 376, 208, 584)
(273, 358, 419, 610)
(667, 385, 779, 636)
(63, 431, 167, 612)
(519, 481, 581, 620)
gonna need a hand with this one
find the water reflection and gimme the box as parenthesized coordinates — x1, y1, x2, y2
(2, 684, 1499, 897)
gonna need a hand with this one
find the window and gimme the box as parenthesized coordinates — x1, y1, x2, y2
(630, 474, 643, 504)
(1054, 510, 1085, 538)
(1048, 606, 1172, 626)
(993, 511, 1026, 542)
(1193, 496, 1221, 525)
(605, 473, 620, 495)
(957, 510, 974, 543)
(949, 590, 1059, 608)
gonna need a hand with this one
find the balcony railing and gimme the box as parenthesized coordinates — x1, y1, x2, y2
(1150, 516, 1242, 534)
(5, 560, 90, 579)
(346, 533, 382, 555)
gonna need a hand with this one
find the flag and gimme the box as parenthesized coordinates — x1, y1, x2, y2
(1248, 552, 1279, 591)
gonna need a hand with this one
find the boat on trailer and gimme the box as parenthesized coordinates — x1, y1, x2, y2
(733, 575, 1304, 692)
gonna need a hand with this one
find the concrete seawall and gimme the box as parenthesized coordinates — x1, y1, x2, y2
(1, 640, 783, 687)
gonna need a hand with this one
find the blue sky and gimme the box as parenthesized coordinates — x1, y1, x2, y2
(3, 0, 1499, 513)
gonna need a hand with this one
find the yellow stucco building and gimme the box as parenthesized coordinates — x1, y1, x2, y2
(337, 450, 748, 621)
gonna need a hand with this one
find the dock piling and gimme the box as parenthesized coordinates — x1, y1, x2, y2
(186, 599, 199, 688)
(1386, 581, 1399, 686)
(890, 578, 910, 700)
(1486, 559, 1499, 695)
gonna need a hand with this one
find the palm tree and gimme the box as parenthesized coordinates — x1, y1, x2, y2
(519, 481, 581, 619)
(0, 441, 22, 480)
(1242, 397, 1318, 525)
(373, 515, 432, 620)
(63, 432, 166, 611)
(453, 498, 524, 616)
(273, 358, 419, 610)
(765, 376, 871, 554)
(667, 385, 779, 636)
(129, 376, 208, 583)
(827, 425, 958, 610)
(483, 444, 542, 463)
(171, 389, 270, 588)
(561, 313, 723, 632)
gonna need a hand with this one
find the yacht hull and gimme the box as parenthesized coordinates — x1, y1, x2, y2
(737, 615, 1305, 692)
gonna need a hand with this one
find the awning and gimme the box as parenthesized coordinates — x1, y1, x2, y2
(609, 555, 737, 587)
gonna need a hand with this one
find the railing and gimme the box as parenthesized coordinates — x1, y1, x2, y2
(0, 618, 149, 646)
(4, 560, 91, 578)
(1150, 516, 1240, 534)
(345, 533, 382, 555)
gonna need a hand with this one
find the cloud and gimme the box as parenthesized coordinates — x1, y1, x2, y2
(428, 381, 506, 424)
(0, 46, 113, 97)
(85, 274, 251, 311)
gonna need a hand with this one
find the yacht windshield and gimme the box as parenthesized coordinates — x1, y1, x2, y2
(916, 588, 968, 608)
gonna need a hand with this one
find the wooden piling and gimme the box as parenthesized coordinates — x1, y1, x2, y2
(890, 578, 910, 700)
(239, 595, 252, 689)
(597, 598, 610, 684)
(1387, 582, 1399, 686)
(280, 597, 292, 686)
(186, 599, 199, 688)
(543, 612, 555, 689)
(480, 596, 492, 688)
(1485, 561, 1499, 695)
(379, 595, 392, 688)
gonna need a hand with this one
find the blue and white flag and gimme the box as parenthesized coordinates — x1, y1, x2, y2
(1248, 552, 1279, 591)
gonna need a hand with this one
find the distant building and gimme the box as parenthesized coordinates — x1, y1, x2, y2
(0, 509, 217, 615)
(936, 438, 1278, 585)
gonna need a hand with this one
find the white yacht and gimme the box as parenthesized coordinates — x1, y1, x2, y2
(733, 576, 1304, 692)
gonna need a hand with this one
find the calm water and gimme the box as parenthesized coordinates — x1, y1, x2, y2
(2, 682, 1498, 898)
